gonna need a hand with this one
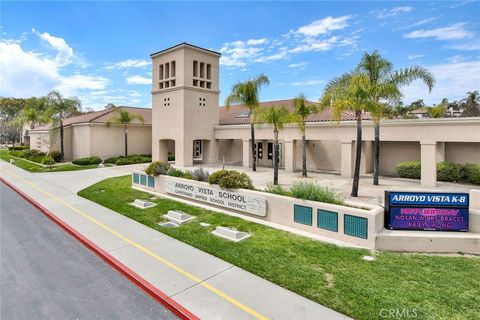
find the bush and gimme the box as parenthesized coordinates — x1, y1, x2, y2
(115, 157, 136, 165)
(460, 163, 480, 185)
(167, 168, 184, 177)
(265, 183, 290, 196)
(72, 156, 102, 165)
(104, 154, 152, 165)
(9, 150, 25, 158)
(208, 170, 254, 190)
(23, 149, 45, 159)
(8, 146, 28, 151)
(396, 161, 421, 179)
(192, 168, 209, 182)
(145, 161, 171, 176)
(290, 182, 344, 205)
(41, 156, 56, 166)
(49, 151, 62, 162)
(437, 162, 461, 182)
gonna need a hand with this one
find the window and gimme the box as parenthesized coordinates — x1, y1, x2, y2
(200, 80, 205, 88)
(193, 79, 199, 87)
(206, 64, 211, 79)
(206, 82, 212, 89)
(165, 62, 170, 79)
(193, 60, 198, 77)
(171, 61, 176, 77)
(159, 65, 164, 80)
(200, 62, 205, 78)
(159, 82, 164, 89)
(170, 80, 176, 87)
(164, 81, 170, 88)
(257, 142, 263, 159)
(193, 140, 203, 160)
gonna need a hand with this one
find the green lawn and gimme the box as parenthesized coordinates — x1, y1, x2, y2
(78, 175, 480, 320)
(0, 149, 99, 172)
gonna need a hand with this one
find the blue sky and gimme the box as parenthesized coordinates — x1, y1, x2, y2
(1, 1, 479, 110)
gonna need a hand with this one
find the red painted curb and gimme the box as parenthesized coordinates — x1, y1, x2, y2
(1, 177, 199, 320)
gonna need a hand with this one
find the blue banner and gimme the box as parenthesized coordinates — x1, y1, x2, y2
(389, 192, 469, 207)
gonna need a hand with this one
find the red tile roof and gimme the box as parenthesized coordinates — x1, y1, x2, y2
(218, 99, 371, 125)
(32, 107, 151, 131)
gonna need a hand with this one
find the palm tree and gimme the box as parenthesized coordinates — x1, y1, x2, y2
(107, 108, 144, 157)
(255, 105, 289, 185)
(46, 90, 81, 161)
(357, 51, 435, 185)
(225, 74, 269, 171)
(18, 97, 49, 129)
(321, 72, 375, 197)
(291, 93, 318, 177)
(461, 90, 480, 117)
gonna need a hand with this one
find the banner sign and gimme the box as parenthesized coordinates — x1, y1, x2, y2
(385, 191, 469, 232)
(165, 179, 267, 217)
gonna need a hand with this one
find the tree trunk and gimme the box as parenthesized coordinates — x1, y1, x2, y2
(60, 119, 64, 162)
(302, 132, 307, 177)
(273, 129, 279, 185)
(251, 121, 256, 171)
(373, 121, 380, 185)
(351, 111, 362, 197)
(124, 125, 128, 157)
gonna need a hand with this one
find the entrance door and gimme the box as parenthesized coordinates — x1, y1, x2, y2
(268, 142, 282, 166)
(193, 140, 203, 160)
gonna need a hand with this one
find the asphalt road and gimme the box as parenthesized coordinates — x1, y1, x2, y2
(0, 182, 179, 320)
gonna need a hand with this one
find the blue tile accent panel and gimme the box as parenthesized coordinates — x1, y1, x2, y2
(317, 209, 338, 232)
(294, 205, 313, 226)
(140, 174, 147, 186)
(147, 176, 155, 188)
(133, 173, 139, 184)
(344, 215, 368, 239)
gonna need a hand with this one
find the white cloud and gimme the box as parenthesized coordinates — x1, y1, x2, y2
(291, 79, 325, 86)
(402, 17, 439, 29)
(32, 28, 74, 66)
(246, 38, 268, 45)
(374, 6, 413, 19)
(56, 75, 109, 95)
(447, 40, 480, 51)
(295, 16, 351, 37)
(126, 75, 151, 85)
(408, 54, 425, 60)
(405, 23, 474, 40)
(290, 37, 338, 53)
(105, 59, 150, 70)
(402, 60, 480, 104)
(220, 40, 265, 67)
(447, 55, 467, 63)
(289, 62, 307, 70)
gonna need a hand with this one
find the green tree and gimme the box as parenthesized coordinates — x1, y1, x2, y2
(428, 105, 446, 118)
(461, 90, 480, 117)
(107, 108, 144, 157)
(320, 72, 374, 197)
(225, 74, 270, 171)
(18, 97, 49, 129)
(255, 105, 290, 185)
(291, 93, 318, 177)
(46, 90, 82, 161)
(357, 51, 435, 185)
(0, 97, 27, 145)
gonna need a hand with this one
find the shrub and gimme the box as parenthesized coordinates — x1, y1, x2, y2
(105, 154, 151, 165)
(460, 163, 480, 185)
(209, 170, 254, 190)
(49, 151, 62, 162)
(115, 157, 136, 165)
(396, 161, 421, 179)
(437, 162, 461, 182)
(192, 168, 209, 182)
(23, 149, 45, 159)
(8, 146, 28, 151)
(41, 156, 56, 166)
(145, 161, 171, 176)
(183, 171, 193, 180)
(290, 182, 344, 205)
(265, 183, 290, 196)
(167, 168, 184, 177)
(72, 156, 102, 165)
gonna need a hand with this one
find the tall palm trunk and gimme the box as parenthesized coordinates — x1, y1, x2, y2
(351, 111, 362, 197)
(373, 121, 380, 185)
(60, 119, 64, 162)
(124, 125, 128, 157)
(251, 121, 256, 171)
(273, 128, 279, 185)
(302, 132, 307, 177)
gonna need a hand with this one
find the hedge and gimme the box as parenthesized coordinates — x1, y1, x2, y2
(8, 146, 29, 151)
(396, 161, 480, 185)
(208, 170, 254, 190)
(104, 154, 151, 165)
(72, 156, 102, 165)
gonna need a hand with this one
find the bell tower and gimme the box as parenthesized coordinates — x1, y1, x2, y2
(151, 43, 220, 167)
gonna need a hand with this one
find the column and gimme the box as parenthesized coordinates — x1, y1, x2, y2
(175, 139, 193, 168)
(284, 140, 297, 172)
(340, 140, 354, 178)
(242, 139, 251, 168)
(436, 142, 445, 163)
(360, 141, 374, 174)
(421, 141, 437, 187)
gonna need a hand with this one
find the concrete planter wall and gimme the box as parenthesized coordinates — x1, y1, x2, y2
(132, 171, 384, 249)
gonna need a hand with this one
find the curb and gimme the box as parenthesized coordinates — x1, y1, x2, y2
(0, 177, 199, 320)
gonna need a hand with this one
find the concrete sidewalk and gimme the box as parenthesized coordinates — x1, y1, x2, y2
(0, 161, 350, 320)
